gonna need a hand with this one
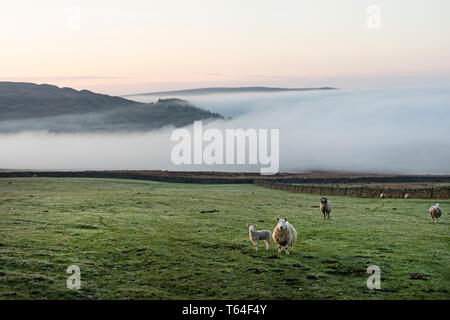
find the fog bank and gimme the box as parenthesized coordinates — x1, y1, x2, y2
(1, 87, 449, 174)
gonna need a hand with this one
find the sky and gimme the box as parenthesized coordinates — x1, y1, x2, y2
(1, 0, 450, 95)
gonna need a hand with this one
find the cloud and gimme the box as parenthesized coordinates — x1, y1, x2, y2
(1, 87, 449, 174)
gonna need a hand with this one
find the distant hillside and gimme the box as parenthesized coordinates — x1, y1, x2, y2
(128, 86, 337, 96)
(0, 82, 223, 132)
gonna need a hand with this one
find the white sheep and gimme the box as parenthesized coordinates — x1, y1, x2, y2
(246, 224, 271, 250)
(272, 217, 297, 254)
(429, 203, 442, 223)
(320, 197, 332, 219)
(380, 192, 386, 199)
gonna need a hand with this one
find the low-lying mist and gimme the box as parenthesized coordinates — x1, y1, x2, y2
(1, 87, 449, 174)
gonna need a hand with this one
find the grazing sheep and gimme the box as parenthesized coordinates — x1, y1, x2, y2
(246, 224, 271, 250)
(429, 203, 442, 223)
(380, 192, 386, 199)
(272, 217, 297, 254)
(320, 197, 332, 219)
(404, 193, 410, 199)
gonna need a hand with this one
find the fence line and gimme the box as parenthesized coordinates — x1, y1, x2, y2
(254, 180, 450, 199)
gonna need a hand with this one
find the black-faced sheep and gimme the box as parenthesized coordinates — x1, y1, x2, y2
(272, 217, 297, 254)
(246, 224, 271, 250)
(429, 203, 442, 223)
(320, 197, 332, 219)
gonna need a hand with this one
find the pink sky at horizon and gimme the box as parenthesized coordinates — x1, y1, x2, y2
(1, 0, 450, 95)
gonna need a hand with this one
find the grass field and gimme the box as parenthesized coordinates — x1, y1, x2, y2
(0, 178, 449, 300)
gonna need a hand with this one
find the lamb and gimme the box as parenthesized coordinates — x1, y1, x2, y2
(272, 217, 297, 254)
(404, 193, 410, 199)
(320, 197, 332, 219)
(380, 192, 386, 199)
(429, 203, 442, 223)
(246, 224, 271, 250)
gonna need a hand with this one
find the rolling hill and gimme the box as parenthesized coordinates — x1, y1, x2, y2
(127, 86, 337, 96)
(0, 82, 223, 132)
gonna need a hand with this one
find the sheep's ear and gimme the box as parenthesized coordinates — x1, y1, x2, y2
(284, 217, 288, 221)
(254, 224, 257, 228)
(276, 217, 280, 221)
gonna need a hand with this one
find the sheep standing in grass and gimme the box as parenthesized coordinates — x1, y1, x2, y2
(320, 197, 332, 219)
(246, 224, 271, 250)
(272, 217, 297, 254)
(429, 203, 442, 223)
(404, 193, 410, 199)
(380, 192, 386, 199)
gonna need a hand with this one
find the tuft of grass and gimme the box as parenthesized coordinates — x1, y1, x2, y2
(0, 178, 449, 300)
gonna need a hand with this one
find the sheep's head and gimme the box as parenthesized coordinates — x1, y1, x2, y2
(320, 197, 327, 204)
(246, 224, 257, 233)
(276, 217, 288, 230)
(436, 203, 440, 208)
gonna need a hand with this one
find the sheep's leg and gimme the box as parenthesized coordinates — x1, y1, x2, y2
(265, 240, 270, 250)
(290, 243, 294, 252)
(277, 244, 281, 253)
(285, 246, 289, 254)
(323, 212, 326, 219)
(254, 240, 258, 250)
